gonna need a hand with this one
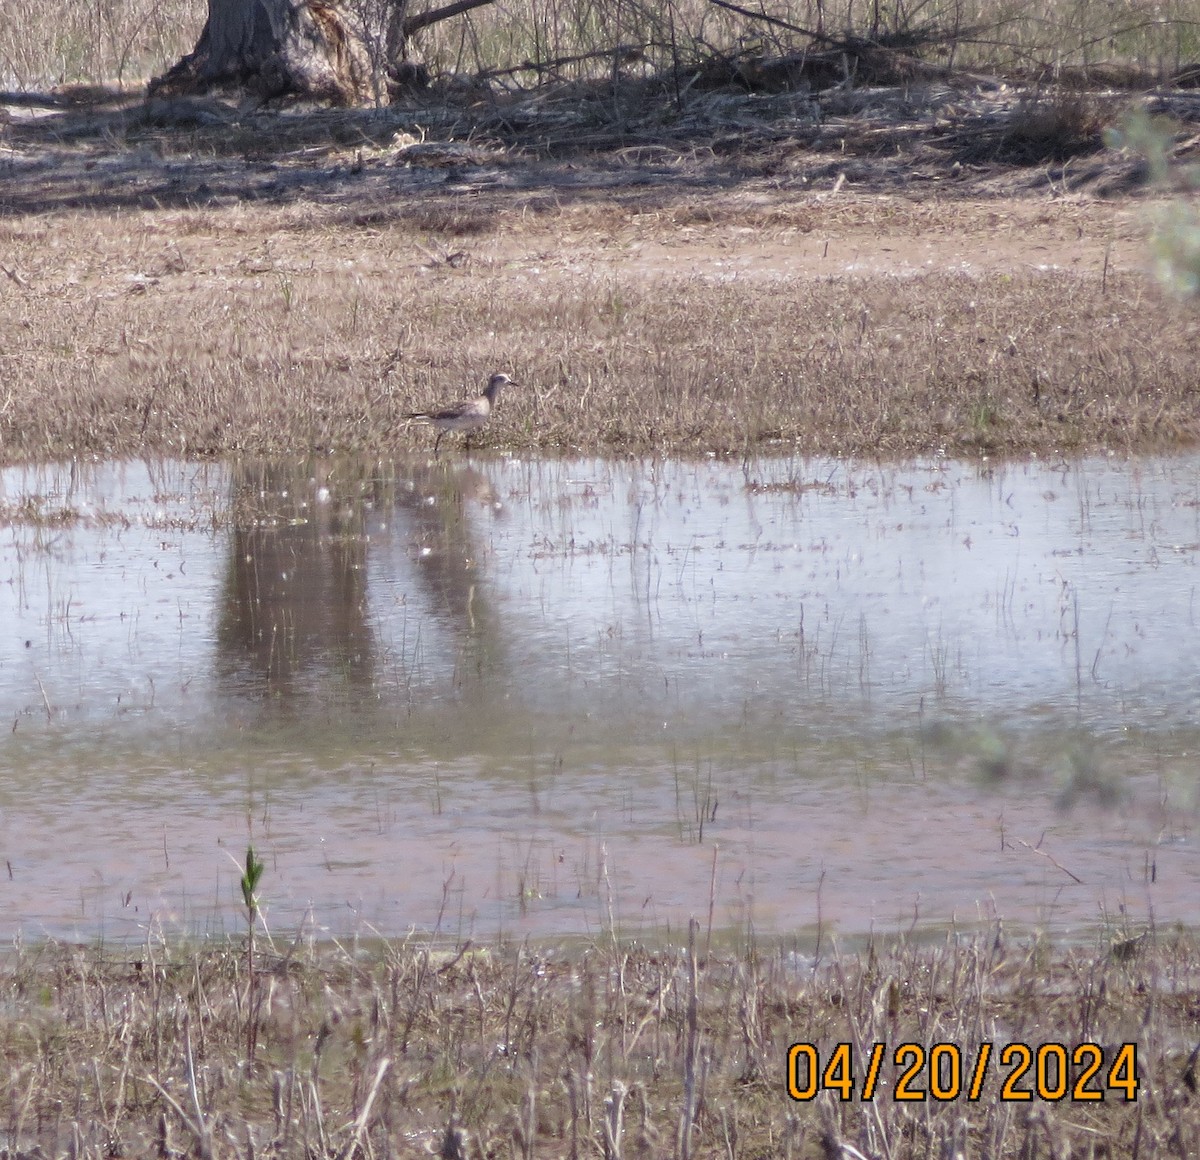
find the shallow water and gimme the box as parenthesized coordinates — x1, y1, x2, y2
(0, 454, 1197, 944)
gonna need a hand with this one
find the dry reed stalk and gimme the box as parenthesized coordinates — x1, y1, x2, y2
(0, 927, 1194, 1155)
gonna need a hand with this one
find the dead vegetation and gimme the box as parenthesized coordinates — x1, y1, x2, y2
(0, 1, 1198, 468)
(1, 923, 1196, 1158)
(2, 0, 1199, 196)
(1, 12, 1199, 1152)
(0, 195, 1197, 463)
(3, 0, 1199, 96)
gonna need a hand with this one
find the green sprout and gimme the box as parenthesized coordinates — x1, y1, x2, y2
(241, 844, 266, 1068)
(241, 844, 265, 923)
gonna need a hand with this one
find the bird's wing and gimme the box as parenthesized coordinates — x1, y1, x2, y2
(406, 400, 465, 421)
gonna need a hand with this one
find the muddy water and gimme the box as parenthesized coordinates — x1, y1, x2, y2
(1, 455, 1197, 944)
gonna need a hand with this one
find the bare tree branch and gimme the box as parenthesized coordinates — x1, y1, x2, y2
(482, 44, 649, 80)
(403, 0, 499, 38)
(705, 0, 841, 49)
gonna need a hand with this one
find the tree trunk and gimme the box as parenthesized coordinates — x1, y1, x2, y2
(149, 0, 372, 103)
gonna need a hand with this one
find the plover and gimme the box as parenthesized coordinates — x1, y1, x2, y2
(406, 373, 515, 455)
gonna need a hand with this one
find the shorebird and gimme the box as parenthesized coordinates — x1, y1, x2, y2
(406, 373, 515, 455)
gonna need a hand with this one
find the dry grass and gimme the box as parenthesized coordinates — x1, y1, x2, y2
(1, 922, 1196, 1158)
(0, 0, 201, 90)
(0, 198, 1196, 463)
(1, 0, 1197, 92)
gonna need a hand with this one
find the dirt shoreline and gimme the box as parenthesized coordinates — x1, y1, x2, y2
(1, 87, 1198, 463)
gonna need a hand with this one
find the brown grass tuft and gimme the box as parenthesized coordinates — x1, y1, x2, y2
(991, 90, 1117, 164)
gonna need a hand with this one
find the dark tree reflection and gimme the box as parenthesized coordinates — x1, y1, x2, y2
(217, 460, 373, 708)
(216, 458, 504, 726)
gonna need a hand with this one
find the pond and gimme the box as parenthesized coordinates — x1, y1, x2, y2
(1, 453, 1197, 944)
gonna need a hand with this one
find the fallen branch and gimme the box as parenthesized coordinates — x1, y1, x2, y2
(707, 0, 993, 60)
(483, 44, 650, 80)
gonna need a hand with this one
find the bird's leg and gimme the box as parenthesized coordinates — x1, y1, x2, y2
(434, 430, 445, 457)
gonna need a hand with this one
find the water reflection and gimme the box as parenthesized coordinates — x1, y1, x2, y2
(217, 461, 375, 707)
(0, 454, 1197, 942)
(214, 459, 504, 719)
